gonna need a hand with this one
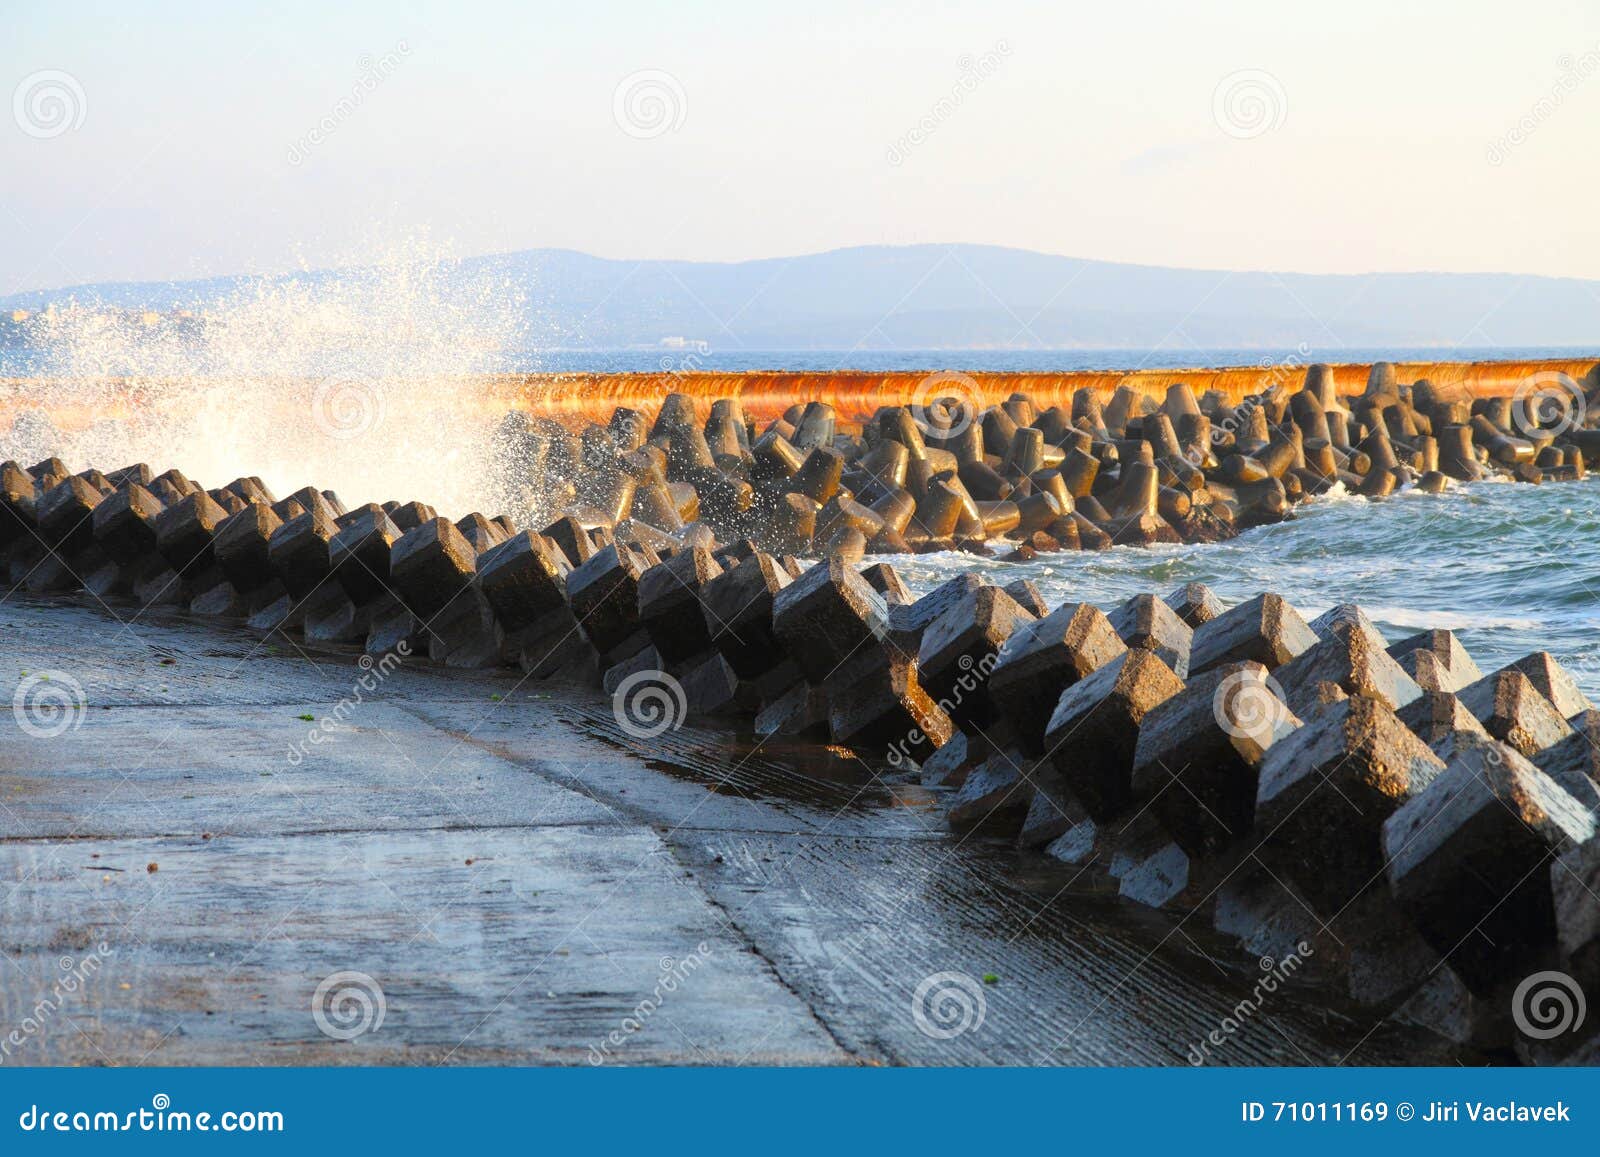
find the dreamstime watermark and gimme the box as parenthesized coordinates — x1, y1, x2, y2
(1212, 69, 1287, 140)
(909, 370, 983, 441)
(12, 670, 86, 738)
(1511, 371, 1587, 439)
(13, 70, 86, 140)
(285, 643, 410, 765)
(1561, 647, 1600, 697)
(1184, 345, 1311, 467)
(863, 583, 893, 645)
(613, 69, 687, 139)
(0, 943, 116, 1063)
(911, 970, 987, 1039)
(1186, 942, 1315, 1064)
(1511, 970, 1587, 1040)
(886, 42, 1011, 166)
(311, 373, 387, 441)
(1212, 666, 1294, 746)
(885, 645, 1007, 768)
(1247, 343, 1313, 413)
(1487, 43, 1600, 166)
(612, 668, 687, 739)
(17, 1094, 283, 1134)
(601, 346, 713, 450)
(311, 970, 386, 1040)
(587, 942, 714, 1063)
(287, 41, 412, 166)
(658, 339, 711, 383)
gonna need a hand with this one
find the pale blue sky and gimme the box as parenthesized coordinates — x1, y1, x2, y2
(5, 0, 1600, 292)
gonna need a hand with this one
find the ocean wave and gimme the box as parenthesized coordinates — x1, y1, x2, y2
(891, 474, 1600, 696)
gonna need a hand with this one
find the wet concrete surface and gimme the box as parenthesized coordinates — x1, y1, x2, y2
(0, 595, 1466, 1065)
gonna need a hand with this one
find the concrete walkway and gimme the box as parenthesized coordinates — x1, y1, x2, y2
(0, 595, 1458, 1065)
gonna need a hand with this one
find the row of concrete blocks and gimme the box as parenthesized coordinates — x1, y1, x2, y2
(0, 456, 536, 666)
(0, 451, 1012, 794)
(925, 579, 1600, 1060)
(6, 450, 1599, 1058)
(489, 365, 1599, 567)
(530, 510, 1600, 1061)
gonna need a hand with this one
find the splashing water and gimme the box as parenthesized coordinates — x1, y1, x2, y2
(0, 239, 533, 519)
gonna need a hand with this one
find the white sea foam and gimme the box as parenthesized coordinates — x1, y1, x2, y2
(1, 236, 532, 519)
(1360, 606, 1546, 632)
(1306, 480, 1359, 503)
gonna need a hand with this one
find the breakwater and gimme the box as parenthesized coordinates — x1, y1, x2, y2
(512, 358, 1600, 427)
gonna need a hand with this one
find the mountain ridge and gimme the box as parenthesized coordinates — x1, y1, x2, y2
(5, 243, 1597, 350)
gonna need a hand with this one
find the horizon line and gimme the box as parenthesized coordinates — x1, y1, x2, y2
(7, 240, 1600, 302)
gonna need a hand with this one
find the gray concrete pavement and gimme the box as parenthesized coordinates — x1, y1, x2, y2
(0, 595, 1462, 1065)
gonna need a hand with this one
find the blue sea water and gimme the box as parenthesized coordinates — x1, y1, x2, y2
(888, 477, 1600, 699)
(514, 346, 1599, 375)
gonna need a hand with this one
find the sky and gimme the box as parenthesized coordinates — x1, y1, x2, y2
(4, 0, 1600, 294)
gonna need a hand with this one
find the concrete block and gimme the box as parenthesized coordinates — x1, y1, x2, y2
(1131, 662, 1301, 858)
(153, 490, 229, 577)
(828, 649, 953, 764)
(1508, 652, 1593, 720)
(328, 504, 402, 606)
(771, 558, 889, 684)
(1108, 592, 1193, 678)
(636, 547, 724, 666)
(267, 507, 338, 600)
(1256, 696, 1447, 914)
(390, 517, 478, 622)
(1387, 629, 1483, 693)
(1396, 690, 1493, 763)
(212, 502, 285, 609)
(1189, 592, 1317, 676)
(917, 584, 1032, 728)
(947, 748, 1034, 837)
(566, 542, 647, 658)
(699, 551, 792, 679)
(1271, 617, 1422, 720)
(989, 601, 1126, 754)
(1457, 669, 1574, 758)
(1383, 735, 1595, 994)
(475, 532, 571, 634)
(1043, 648, 1185, 821)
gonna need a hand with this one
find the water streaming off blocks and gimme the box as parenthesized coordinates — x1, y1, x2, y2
(0, 242, 532, 520)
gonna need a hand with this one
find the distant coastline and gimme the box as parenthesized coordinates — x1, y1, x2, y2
(6, 243, 1600, 352)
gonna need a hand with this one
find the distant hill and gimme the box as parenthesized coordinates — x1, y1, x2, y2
(5, 243, 1598, 350)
